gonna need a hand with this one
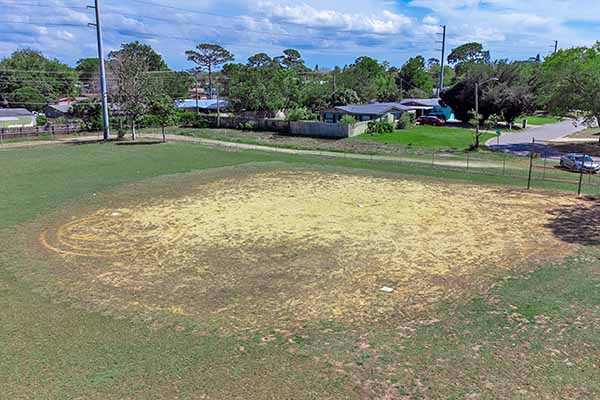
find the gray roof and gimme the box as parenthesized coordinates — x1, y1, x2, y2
(400, 98, 442, 107)
(334, 103, 411, 116)
(0, 108, 33, 117)
(46, 104, 71, 113)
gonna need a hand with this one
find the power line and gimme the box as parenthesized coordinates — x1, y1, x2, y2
(0, 1, 88, 10)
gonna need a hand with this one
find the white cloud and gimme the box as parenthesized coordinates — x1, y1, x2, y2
(258, 2, 412, 34)
(0, 0, 597, 69)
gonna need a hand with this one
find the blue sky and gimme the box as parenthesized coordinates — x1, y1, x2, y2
(0, 0, 597, 70)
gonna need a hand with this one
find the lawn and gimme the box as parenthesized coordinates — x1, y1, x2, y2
(355, 125, 495, 149)
(1, 142, 599, 399)
(517, 115, 562, 126)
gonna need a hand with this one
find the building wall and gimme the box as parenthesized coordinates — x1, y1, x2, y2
(0, 116, 36, 129)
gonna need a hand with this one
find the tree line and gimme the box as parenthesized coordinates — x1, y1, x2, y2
(1, 41, 599, 139)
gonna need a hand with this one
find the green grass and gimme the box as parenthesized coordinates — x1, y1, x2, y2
(516, 115, 562, 126)
(1, 142, 599, 398)
(356, 125, 495, 149)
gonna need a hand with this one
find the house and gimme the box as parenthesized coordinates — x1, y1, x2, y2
(322, 103, 412, 123)
(322, 99, 456, 124)
(0, 108, 36, 128)
(43, 104, 74, 119)
(399, 98, 456, 121)
(176, 99, 230, 113)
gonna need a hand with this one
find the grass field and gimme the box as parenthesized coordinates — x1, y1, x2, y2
(1, 142, 599, 399)
(517, 116, 562, 126)
(356, 125, 495, 149)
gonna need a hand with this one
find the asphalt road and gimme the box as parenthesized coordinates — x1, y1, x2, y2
(487, 119, 587, 157)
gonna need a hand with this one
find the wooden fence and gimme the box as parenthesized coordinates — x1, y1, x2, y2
(0, 124, 82, 139)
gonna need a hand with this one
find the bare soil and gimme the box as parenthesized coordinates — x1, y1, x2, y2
(17, 165, 583, 333)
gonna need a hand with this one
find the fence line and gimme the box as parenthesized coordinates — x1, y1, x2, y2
(0, 124, 82, 141)
(181, 138, 600, 196)
(2, 129, 599, 196)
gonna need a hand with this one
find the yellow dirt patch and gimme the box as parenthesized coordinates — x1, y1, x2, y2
(37, 169, 577, 330)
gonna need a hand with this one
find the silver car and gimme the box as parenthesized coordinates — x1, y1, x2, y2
(560, 153, 600, 174)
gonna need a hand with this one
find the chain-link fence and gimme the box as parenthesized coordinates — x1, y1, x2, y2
(3, 130, 599, 196)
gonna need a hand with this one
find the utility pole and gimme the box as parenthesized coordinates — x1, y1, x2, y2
(554, 40, 559, 54)
(436, 25, 447, 96)
(88, 0, 110, 141)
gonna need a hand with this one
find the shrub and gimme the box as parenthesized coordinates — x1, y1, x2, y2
(339, 115, 356, 125)
(236, 120, 256, 130)
(139, 114, 161, 128)
(287, 107, 316, 122)
(36, 114, 47, 126)
(366, 120, 394, 135)
(178, 112, 209, 128)
(397, 113, 416, 130)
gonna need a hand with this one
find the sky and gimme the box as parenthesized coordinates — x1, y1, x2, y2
(0, 0, 597, 70)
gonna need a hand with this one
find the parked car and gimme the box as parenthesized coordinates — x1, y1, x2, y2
(417, 116, 445, 126)
(560, 153, 600, 174)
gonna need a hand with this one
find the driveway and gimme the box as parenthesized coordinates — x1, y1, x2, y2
(487, 119, 587, 157)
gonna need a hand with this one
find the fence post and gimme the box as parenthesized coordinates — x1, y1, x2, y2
(578, 168, 584, 196)
(527, 138, 535, 190)
(502, 153, 507, 176)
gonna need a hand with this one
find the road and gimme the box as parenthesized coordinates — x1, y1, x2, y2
(486, 119, 587, 157)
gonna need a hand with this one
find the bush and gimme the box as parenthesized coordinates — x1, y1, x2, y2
(339, 115, 356, 125)
(36, 114, 47, 126)
(178, 112, 208, 128)
(366, 120, 394, 135)
(287, 107, 316, 122)
(139, 114, 161, 128)
(239, 120, 255, 130)
(397, 113, 415, 130)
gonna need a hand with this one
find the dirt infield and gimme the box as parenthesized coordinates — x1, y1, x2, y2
(18, 166, 582, 332)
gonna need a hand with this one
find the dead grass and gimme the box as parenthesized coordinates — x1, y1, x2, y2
(19, 166, 582, 332)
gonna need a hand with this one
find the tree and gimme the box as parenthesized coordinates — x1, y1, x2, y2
(10, 87, 46, 111)
(108, 47, 158, 140)
(448, 42, 491, 65)
(109, 41, 168, 72)
(441, 61, 534, 125)
(150, 95, 177, 142)
(338, 57, 398, 102)
(448, 43, 491, 77)
(186, 44, 234, 99)
(330, 88, 360, 106)
(538, 43, 600, 128)
(427, 60, 456, 89)
(275, 49, 307, 71)
(399, 56, 435, 97)
(75, 58, 100, 94)
(0, 49, 78, 105)
(247, 53, 273, 68)
(72, 98, 102, 131)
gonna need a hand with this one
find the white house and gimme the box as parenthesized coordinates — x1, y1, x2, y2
(0, 108, 36, 128)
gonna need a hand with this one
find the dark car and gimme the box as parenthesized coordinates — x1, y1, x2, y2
(417, 115, 445, 126)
